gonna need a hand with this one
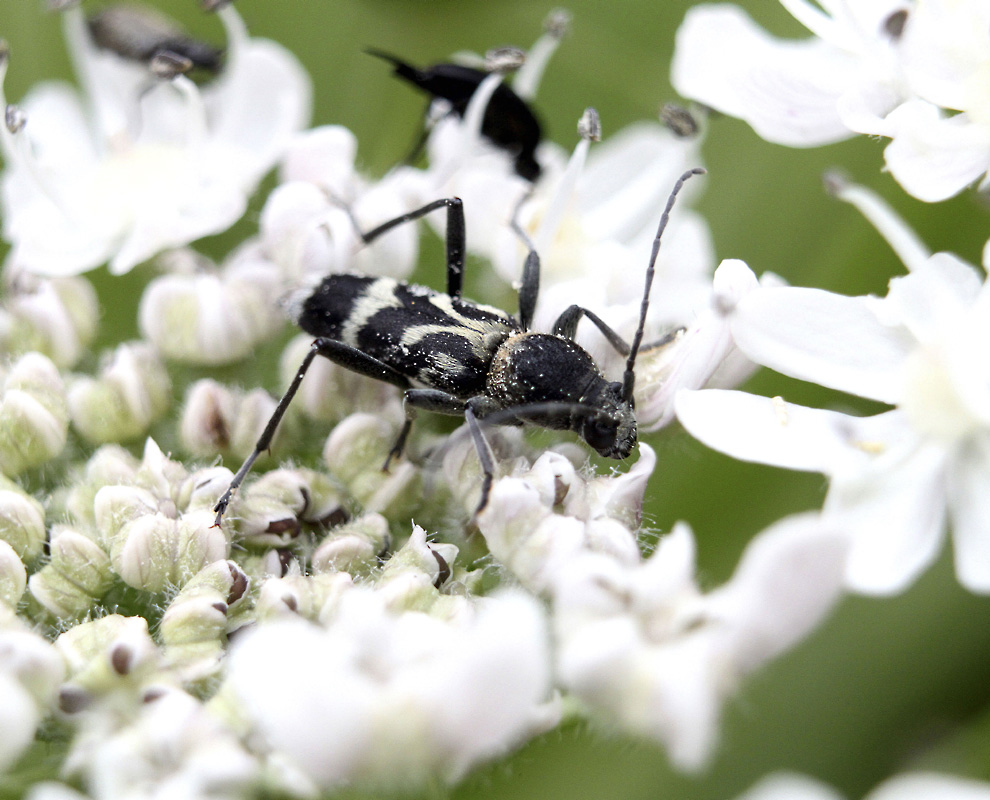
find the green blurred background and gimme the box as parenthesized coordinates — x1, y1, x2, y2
(2, 1, 990, 799)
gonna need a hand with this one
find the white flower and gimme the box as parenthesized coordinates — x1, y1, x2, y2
(225, 587, 553, 790)
(0, 2, 311, 276)
(634, 258, 771, 431)
(735, 771, 990, 800)
(676, 247, 990, 593)
(65, 687, 258, 800)
(672, 1, 990, 201)
(553, 514, 846, 770)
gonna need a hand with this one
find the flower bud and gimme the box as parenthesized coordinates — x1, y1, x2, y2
(0, 539, 26, 606)
(68, 342, 171, 444)
(0, 351, 69, 475)
(27, 526, 114, 620)
(0, 275, 98, 368)
(377, 526, 459, 610)
(234, 468, 347, 545)
(323, 413, 419, 516)
(64, 444, 139, 526)
(54, 614, 163, 694)
(180, 379, 285, 460)
(109, 510, 229, 593)
(0, 624, 64, 771)
(138, 260, 282, 365)
(0, 476, 46, 565)
(159, 594, 230, 682)
(255, 571, 354, 622)
(312, 513, 389, 574)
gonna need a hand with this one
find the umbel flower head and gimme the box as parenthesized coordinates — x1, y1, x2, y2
(0, 0, 311, 276)
(671, 0, 990, 201)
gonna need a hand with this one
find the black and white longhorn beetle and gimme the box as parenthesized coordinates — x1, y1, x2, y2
(213, 167, 705, 527)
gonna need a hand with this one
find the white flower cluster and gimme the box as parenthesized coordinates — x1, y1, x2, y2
(0, 1, 986, 798)
(672, 0, 990, 201)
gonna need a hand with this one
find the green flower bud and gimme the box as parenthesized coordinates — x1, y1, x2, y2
(109, 509, 229, 593)
(63, 444, 139, 527)
(312, 513, 389, 575)
(159, 559, 249, 679)
(323, 413, 420, 516)
(234, 468, 347, 546)
(0, 351, 69, 475)
(54, 614, 164, 696)
(0, 539, 26, 606)
(376, 526, 458, 612)
(27, 526, 113, 620)
(255, 571, 354, 622)
(0, 476, 46, 564)
(179, 379, 286, 461)
(68, 342, 171, 444)
(0, 275, 98, 369)
(138, 261, 282, 365)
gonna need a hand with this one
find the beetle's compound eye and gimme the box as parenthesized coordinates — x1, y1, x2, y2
(582, 415, 619, 454)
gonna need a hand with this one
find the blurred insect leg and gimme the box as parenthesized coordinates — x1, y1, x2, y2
(360, 197, 466, 298)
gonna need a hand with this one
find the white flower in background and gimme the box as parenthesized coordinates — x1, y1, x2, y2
(676, 191, 990, 592)
(735, 771, 990, 800)
(554, 515, 846, 770)
(672, 1, 990, 201)
(0, 2, 310, 276)
(226, 587, 554, 791)
(259, 125, 423, 283)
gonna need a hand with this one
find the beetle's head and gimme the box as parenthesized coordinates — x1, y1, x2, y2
(578, 381, 637, 459)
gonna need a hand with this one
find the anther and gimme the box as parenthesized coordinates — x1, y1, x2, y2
(485, 46, 526, 74)
(578, 107, 602, 142)
(5, 104, 26, 135)
(149, 51, 193, 79)
(660, 103, 700, 138)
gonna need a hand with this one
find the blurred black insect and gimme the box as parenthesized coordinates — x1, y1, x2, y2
(88, 4, 223, 73)
(367, 49, 543, 181)
(213, 167, 705, 526)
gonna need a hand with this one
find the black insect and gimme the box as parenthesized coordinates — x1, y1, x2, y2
(366, 49, 543, 182)
(213, 168, 705, 527)
(88, 4, 224, 73)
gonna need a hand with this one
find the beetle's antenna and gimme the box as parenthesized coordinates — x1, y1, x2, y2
(621, 167, 705, 404)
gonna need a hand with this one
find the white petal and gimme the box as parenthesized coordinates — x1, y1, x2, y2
(881, 255, 984, 343)
(731, 286, 915, 403)
(869, 773, 990, 800)
(675, 389, 896, 474)
(707, 512, 848, 672)
(672, 5, 856, 146)
(735, 772, 845, 800)
(828, 441, 948, 594)
(281, 125, 358, 191)
(946, 435, 990, 593)
(0, 673, 38, 772)
(206, 39, 313, 181)
(882, 101, 990, 202)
